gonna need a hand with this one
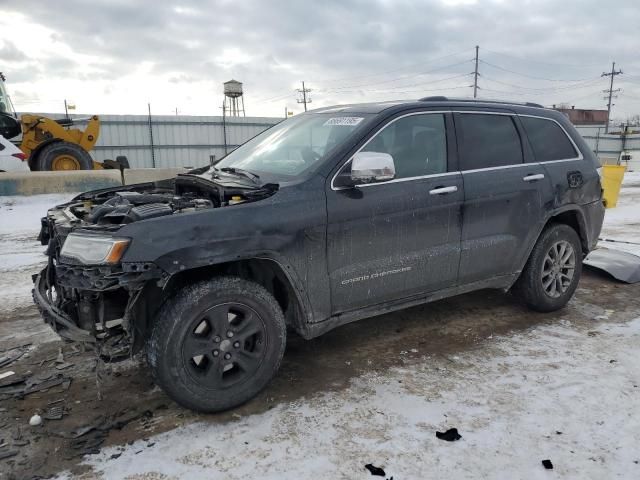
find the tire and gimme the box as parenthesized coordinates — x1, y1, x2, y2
(148, 276, 287, 413)
(512, 223, 583, 312)
(35, 141, 93, 171)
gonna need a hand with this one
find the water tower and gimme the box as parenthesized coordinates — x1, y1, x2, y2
(223, 79, 245, 117)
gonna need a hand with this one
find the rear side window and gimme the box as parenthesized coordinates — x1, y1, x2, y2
(457, 114, 523, 170)
(520, 116, 578, 162)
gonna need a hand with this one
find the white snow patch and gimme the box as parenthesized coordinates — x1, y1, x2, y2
(59, 316, 640, 480)
(0, 194, 77, 313)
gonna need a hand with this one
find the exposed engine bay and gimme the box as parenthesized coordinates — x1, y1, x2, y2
(33, 173, 278, 359)
(42, 174, 278, 230)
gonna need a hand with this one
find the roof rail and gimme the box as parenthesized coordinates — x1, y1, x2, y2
(419, 96, 544, 109)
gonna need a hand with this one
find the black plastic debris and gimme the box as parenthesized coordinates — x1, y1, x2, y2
(0, 449, 18, 461)
(0, 344, 30, 369)
(43, 405, 65, 421)
(365, 463, 386, 476)
(436, 428, 462, 441)
(542, 459, 554, 469)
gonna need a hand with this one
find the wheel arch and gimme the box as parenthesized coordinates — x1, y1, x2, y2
(511, 205, 589, 287)
(138, 256, 311, 342)
(546, 208, 589, 253)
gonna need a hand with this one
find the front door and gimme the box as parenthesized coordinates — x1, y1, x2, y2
(326, 112, 463, 314)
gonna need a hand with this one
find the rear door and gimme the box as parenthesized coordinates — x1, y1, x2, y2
(326, 112, 463, 314)
(454, 111, 553, 285)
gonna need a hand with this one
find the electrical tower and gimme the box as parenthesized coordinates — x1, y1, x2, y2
(473, 45, 479, 98)
(602, 62, 622, 133)
(297, 81, 312, 111)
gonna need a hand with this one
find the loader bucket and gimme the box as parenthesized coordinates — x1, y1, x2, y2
(584, 248, 640, 284)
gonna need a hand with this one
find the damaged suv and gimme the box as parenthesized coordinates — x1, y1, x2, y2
(33, 98, 604, 412)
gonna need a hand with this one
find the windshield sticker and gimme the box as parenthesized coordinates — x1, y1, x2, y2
(323, 117, 364, 127)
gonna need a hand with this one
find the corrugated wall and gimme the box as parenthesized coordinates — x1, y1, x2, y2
(574, 125, 640, 163)
(26, 114, 640, 168)
(50, 114, 280, 169)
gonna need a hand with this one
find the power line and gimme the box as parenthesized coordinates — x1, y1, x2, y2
(316, 72, 472, 94)
(324, 85, 471, 96)
(480, 60, 597, 82)
(602, 62, 623, 133)
(481, 75, 602, 93)
(481, 48, 602, 68)
(318, 59, 473, 92)
(316, 48, 475, 85)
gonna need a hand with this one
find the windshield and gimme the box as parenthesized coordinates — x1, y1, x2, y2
(214, 113, 373, 180)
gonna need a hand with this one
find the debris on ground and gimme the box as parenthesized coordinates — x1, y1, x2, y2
(542, 459, 554, 469)
(43, 405, 65, 421)
(0, 448, 18, 461)
(29, 414, 42, 426)
(50, 408, 155, 456)
(436, 427, 462, 441)
(0, 372, 71, 399)
(364, 463, 386, 476)
(0, 344, 30, 368)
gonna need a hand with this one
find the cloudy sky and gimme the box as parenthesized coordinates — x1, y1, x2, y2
(2, 0, 640, 120)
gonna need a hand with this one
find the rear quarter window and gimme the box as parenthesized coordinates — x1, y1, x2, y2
(520, 116, 578, 162)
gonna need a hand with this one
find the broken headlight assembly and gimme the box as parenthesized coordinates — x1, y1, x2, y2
(60, 233, 130, 265)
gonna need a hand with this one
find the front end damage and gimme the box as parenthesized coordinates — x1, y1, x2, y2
(33, 259, 162, 359)
(32, 173, 278, 360)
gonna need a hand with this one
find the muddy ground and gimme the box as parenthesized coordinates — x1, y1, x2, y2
(0, 268, 638, 479)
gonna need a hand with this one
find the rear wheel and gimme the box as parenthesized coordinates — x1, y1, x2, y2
(35, 141, 93, 171)
(512, 224, 583, 312)
(148, 276, 286, 412)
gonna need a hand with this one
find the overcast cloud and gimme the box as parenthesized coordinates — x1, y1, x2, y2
(1, 0, 640, 119)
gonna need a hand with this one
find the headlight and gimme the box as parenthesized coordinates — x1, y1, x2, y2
(60, 233, 130, 265)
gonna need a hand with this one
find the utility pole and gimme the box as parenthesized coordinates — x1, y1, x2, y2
(473, 45, 479, 99)
(297, 81, 312, 111)
(147, 103, 156, 168)
(602, 61, 623, 133)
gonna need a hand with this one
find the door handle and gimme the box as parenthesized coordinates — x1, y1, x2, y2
(429, 186, 458, 195)
(523, 173, 545, 182)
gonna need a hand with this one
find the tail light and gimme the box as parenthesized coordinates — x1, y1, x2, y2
(12, 152, 27, 161)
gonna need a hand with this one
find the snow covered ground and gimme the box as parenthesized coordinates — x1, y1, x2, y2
(599, 171, 640, 256)
(0, 174, 638, 479)
(0, 193, 78, 315)
(73, 315, 640, 480)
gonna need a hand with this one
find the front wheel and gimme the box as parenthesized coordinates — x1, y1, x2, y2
(35, 141, 94, 171)
(148, 277, 286, 412)
(512, 224, 583, 312)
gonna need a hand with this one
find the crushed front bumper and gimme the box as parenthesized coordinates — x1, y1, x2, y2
(32, 269, 97, 343)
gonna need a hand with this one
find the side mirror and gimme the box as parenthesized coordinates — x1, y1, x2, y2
(351, 151, 395, 184)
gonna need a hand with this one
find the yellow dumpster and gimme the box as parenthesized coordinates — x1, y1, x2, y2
(601, 165, 626, 208)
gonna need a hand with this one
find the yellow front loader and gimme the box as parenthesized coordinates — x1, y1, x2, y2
(19, 114, 104, 170)
(1, 71, 114, 171)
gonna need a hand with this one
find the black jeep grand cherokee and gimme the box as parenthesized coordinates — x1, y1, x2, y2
(34, 97, 605, 412)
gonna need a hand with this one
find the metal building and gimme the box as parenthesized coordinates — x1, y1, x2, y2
(66, 114, 279, 169)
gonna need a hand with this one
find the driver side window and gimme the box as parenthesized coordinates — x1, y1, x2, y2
(362, 113, 447, 179)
